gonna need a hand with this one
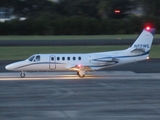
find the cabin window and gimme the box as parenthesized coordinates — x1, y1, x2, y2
(78, 57, 81, 60)
(51, 57, 54, 61)
(62, 57, 65, 61)
(73, 57, 76, 60)
(67, 57, 70, 61)
(57, 57, 60, 61)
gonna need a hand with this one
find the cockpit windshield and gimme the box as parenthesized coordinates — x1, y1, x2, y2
(28, 55, 41, 62)
(28, 55, 35, 61)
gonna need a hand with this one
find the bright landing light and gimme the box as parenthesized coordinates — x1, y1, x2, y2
(78, 64, 81, 68)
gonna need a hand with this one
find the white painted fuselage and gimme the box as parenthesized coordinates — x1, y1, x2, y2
(6, 50, 148, 71)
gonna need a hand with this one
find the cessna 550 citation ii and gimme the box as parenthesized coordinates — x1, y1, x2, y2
(5, 27, 155, 78)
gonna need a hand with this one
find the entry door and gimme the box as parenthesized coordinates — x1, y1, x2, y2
(49, 55, 56, 69)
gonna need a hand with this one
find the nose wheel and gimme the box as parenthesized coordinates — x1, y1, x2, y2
(20, 72, 25, 78)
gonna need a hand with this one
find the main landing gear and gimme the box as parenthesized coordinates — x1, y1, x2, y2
(20, 71, 25, 78)
(77, 70, 85, 78)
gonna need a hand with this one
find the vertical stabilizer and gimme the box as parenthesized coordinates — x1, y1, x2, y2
(128, 28, 155, 53)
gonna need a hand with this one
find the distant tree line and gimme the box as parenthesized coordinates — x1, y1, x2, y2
(0, 0, 160, 35)
(0, 0, 138, 18)
(1, 15, 160, 35)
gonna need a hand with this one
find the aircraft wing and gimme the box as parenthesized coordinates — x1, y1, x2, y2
(67, 64, 93, 71)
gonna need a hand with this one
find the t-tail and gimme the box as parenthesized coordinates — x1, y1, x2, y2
(127, 27, 156, 58)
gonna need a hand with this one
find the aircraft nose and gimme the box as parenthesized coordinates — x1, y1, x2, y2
(5, 64, 13, 71)
(5, 61, 25, 71)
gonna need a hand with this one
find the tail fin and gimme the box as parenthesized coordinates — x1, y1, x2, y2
(128, 28, 156, 53)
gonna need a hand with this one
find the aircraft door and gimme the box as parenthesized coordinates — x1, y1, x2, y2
(49, 55, 56, 69)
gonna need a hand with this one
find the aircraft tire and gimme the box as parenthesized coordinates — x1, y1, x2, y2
(77, 72, 80, 76)
(78, 70, 86, 78)
(20, 72, 25, 78)
(78, 73, 85, 78)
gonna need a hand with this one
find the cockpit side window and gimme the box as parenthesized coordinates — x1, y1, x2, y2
(28, 55, 35, 62)
(36, 55, 40, 62)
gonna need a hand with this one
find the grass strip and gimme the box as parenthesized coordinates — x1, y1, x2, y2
(0, 34, 160, 40)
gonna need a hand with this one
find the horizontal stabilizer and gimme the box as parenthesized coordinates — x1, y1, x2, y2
(131, 48, 145, 54)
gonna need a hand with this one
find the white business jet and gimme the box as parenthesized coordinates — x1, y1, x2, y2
(5, 27, 155, 78)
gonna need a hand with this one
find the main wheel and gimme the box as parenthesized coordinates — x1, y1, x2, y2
(78, 74, 85, 78)
(77, 72, 85, 78)
(20, 72, 25, 78)
(77, 71, 80, 76)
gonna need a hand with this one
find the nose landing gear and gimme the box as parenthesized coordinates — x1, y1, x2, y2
(20, 72, 25, 78)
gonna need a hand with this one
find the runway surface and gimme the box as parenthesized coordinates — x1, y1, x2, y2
(0, 71, 160, 80)
(0, 71, 160, 120)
